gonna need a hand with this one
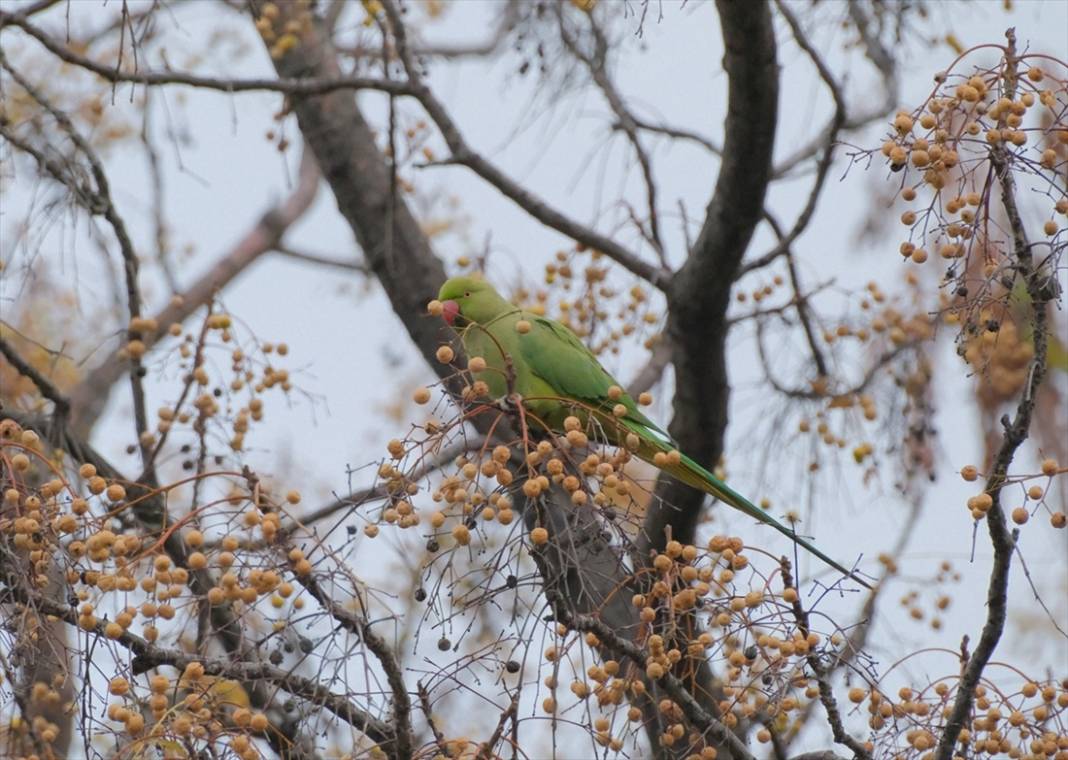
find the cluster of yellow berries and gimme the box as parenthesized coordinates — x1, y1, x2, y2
(880, 59, 1066, 274)
(898, 564, 956, 632)
(255, 2, 308, 60)
(377, 344, 663, 551)
(538, 245, 662, 355)
(962, 458, 1066, 527)
(106, 663, 269, 760)
(854, 678, 1068, 759)
(145, 311, 292, 455)
(1, 413, 319, 758)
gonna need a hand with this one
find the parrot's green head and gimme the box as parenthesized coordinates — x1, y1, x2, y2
(437, 276, 512, 326)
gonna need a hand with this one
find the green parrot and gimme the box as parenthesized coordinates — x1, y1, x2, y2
(437, 276, 868, 588)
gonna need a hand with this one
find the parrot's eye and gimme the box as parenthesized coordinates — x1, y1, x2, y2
(464, 291, 471, 297)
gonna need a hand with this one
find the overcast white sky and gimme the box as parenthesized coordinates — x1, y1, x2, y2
(2, 0, 1067, 755)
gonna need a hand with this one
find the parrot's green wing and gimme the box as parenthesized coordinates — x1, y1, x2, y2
(516, 315, 667, 436)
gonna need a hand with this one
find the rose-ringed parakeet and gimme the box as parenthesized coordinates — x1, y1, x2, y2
(437, 276, 867, 587)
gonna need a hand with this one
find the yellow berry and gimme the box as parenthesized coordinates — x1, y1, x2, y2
(530, 527, 549, 545)
(435, 345, 455, 364)
(516, 320, 532, 334)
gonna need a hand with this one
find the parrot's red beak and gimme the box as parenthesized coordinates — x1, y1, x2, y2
(442, 300, 460, 326)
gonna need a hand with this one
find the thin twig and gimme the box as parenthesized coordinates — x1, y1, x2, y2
(935, 29, 1049, 759)
(1, 51, 154, 475)
(377, 0, 669, 290)
(0, 14, 413, 96)
(780, 559, 873, 760)
(0, 580, 395, 746)
(0, 335, 70, 415)
(559, 9, 664, 253)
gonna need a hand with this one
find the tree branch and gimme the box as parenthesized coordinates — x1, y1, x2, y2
(2, 410, 317, 758)
(770, 1, 898, 178)
(780, 560, 873, 760)
(67, 147, 321, 434)
(0, 335, 70, 416)
(645, 0, 779, 551)
(1, 50, 154, 475)
(378, 0, 669, 289)
(0, 13, 413, 96)
(558, 9, 664, 254)
(0, 581, 395, 748)
(935, 29, 1049, 759)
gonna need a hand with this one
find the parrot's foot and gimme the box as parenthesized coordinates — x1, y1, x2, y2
(494, 393, 523, 413)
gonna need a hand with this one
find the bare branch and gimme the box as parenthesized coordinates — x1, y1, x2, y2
(761, 0, 848, 266)
(245, 468, 415, 760)
(0, 0, 62, 26)
(935, 30, 1050, 759)
(337, 0, 520, 61)
(770, 1, 898, 177)
(0, 335, 70, 415)
(629, 116, 723, 156)
(0, 13, 413, 97)
(68, 147, 321, 434)
(272, 244, 371, 275)
(626, 338, 672, 397)
(0, 582, 395, 748)
(378, 0, 669, 289)
(559, 9, 664, 253)
(1, 50, 154, 474)
(645, 0, 779, 551)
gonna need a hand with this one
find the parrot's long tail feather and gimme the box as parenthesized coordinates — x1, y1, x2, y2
(614, 416, 871, 590)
